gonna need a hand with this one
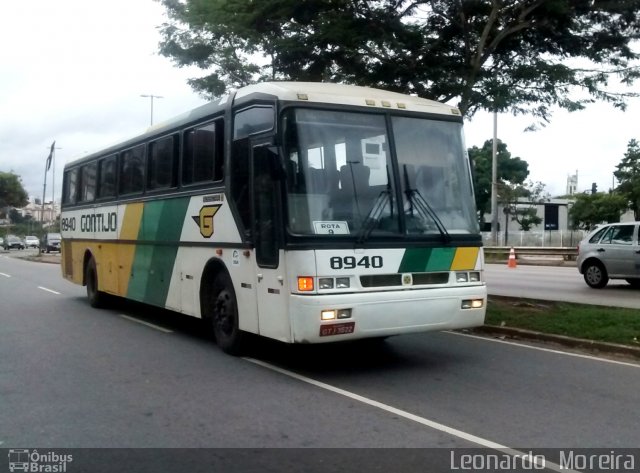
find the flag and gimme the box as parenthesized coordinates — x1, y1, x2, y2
(46, 141, 55, 171)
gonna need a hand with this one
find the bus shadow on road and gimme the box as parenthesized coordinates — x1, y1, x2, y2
(85, 295, 469, 375)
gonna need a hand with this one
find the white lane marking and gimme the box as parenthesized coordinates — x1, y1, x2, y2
(245, 357, 572, 473)
(38, 286, 61, 295)
(119, 314, 173, 333)
(447, 331, 640, 369)
(0, 272, 11, 278)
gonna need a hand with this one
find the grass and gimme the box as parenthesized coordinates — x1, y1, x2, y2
(486, 296, 640, 347)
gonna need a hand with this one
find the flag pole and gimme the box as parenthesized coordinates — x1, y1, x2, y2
(41, 141, 55, 252)
(40, 160, 48, 253)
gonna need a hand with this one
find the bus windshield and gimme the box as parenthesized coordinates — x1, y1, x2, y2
(283, 108, 478, 239)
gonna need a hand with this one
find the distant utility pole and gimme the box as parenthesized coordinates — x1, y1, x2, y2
(140, 94, 163, 126)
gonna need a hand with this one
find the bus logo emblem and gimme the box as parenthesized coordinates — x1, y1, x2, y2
(192, 205, 222, 238)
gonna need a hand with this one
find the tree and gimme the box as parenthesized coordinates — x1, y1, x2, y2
(568, 192, 627, 230)
(468, 139, 529, 224)
(0, 171, 28, 212)
(614, 138, 640, 220)
(503, 180, 549, 231)
(157, 0, 640, 120)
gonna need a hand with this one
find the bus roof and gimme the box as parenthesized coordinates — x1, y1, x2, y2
(235, 81, 460, 115)
(65, 81, 460, 167)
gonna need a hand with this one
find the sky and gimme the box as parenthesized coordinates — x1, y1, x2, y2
(1, 0, 639, 203)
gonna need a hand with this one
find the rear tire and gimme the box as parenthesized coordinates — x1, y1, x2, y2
(209, 272, 246, 355)
(85, 257, 107, 308)
(583, 261, 608, 289)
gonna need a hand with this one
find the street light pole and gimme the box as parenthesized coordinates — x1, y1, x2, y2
(140, 94, 163, 126)
(490, 111, 499, 246)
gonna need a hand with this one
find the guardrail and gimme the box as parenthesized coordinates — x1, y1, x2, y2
(483, 246, 578, 261)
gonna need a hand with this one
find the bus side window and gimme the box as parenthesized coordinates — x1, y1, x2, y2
(182, 119, 223, 185)
(120, 145, 145, 195)
(80, 162, 97, 202)
(62, 168, 79, 205)
(148, 135, 177, 190)
(97, 155, 117, 199)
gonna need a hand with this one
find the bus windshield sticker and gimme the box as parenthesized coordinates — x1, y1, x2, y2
(313, 221, 350, 235)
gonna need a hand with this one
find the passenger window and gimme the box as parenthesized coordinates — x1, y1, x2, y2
(182, 120, 224, 185)
(80, 162, 97, 202)
(607, 225, 634, 245)
(97, 155, 117, 199)
(62, 168, 79, 205)
(120, 145, 145, 195)
(148, 135, 176, 190)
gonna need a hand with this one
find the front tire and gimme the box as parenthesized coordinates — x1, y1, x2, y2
(209, 272, 246, 355)
(583, 261, 608, 289)
(85, 257, 107, 308)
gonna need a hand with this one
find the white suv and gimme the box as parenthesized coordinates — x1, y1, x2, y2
(25, 235, 40, 248)
(577, 222, 640, 288)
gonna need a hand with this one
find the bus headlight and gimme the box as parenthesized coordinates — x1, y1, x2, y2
(321, 310, 336, 320)
(336, 277, 350, 289)
(321, 308, 352, 320)
(461, 299, 484, 309)
(456, 272, 469, 283)
(318, 278, 334, 289)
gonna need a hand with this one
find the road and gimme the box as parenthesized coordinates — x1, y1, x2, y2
(1, 254, 639, 471)
(485, 263, 640, 309)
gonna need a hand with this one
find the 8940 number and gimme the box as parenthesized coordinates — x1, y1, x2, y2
(330, 255, 383, 270)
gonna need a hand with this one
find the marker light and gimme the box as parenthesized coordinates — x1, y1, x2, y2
(298, 277, 314, 292)
(321, 310, 336, 321)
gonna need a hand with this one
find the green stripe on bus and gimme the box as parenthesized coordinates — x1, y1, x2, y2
(127, 197, 190, 306)
(398, 247, 457, 272)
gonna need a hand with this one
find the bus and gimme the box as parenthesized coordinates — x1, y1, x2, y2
(60, 82, 486, 354)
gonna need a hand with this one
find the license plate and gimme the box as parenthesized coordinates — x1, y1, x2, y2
(319, 322, 355, 337)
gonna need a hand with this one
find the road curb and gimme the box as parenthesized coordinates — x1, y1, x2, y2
(474, 325, 640, 359)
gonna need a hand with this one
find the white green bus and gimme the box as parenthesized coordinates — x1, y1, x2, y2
(60, 82, 486, 354)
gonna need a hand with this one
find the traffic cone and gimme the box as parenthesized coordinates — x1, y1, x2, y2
(507, 247, 517, 268)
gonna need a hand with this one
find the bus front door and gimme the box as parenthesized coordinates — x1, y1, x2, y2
(251, 144, 290, 342)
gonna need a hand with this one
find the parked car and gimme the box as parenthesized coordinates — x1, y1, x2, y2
(3, 235, 26, 250)
(24, 235, 40, 249)
(577, 222, 640, 288)
(43, 232, 62, 253)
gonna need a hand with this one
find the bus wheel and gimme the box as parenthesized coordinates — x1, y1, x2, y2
(211, 272, 245, 355)
(85, 257, 107, 308)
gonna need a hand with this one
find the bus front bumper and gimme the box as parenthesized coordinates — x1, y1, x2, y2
(289, 285, 487, 344)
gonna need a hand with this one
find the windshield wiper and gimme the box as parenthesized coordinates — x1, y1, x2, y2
(403, 165, 451, 243)
(356, 190, 390, 245)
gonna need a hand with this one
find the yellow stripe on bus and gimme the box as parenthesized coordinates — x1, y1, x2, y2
(450, 247, 479, 270)
(118, 203, 144, 294)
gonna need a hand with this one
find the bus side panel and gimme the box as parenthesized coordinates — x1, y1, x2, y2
(125, 198, 190, 307)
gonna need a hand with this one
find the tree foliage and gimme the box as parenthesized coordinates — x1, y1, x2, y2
(501, 180, 549, 232)
(0, 171, 28, 211)
(469, 139, 529, 223)
(568, 192, 628, 229)
(157, 0, 640, 120)
(614, 138, 640, 220)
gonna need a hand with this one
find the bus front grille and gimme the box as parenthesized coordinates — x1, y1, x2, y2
(360, 272, 449, 288)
